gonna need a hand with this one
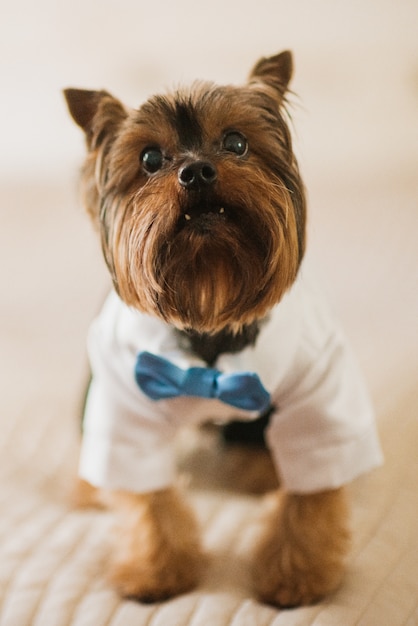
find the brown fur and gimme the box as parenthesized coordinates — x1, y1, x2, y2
(253, 488, 350, 607)
(106, 488, 204, 602)
(64, 51, 350, 607)
(70, 477, 103, 509)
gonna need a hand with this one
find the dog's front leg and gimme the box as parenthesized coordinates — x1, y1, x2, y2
(106, 487, 204, 602)
(253, 487, 350, 608)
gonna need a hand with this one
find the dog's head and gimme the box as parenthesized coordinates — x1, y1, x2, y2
(64, 51, 306, 333)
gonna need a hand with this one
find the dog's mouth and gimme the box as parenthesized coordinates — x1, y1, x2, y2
(179, 203, 228, 234)
(184, 206, 225, 222)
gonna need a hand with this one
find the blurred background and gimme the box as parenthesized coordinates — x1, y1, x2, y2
(0, 0, 417, 454)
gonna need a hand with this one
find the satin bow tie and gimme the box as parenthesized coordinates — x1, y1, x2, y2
(135, 351, 271, 413)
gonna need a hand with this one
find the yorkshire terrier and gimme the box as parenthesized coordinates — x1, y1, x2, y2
(64, 50, 382, 607)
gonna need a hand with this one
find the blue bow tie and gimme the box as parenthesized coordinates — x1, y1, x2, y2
(135, 351, 271, 413)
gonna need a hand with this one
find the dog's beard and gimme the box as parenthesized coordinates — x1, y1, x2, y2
(157, 213, 270, 331)
(103, 166, 300, 333)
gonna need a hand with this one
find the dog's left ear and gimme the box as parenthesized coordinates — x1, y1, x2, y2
(248, 50, 293, 99)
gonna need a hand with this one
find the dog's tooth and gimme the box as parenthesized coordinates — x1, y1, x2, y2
(184, 214, 191, 221)
(219, 207, 225, 214)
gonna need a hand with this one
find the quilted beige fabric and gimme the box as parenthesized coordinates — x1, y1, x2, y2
(1, 2, 418, 624)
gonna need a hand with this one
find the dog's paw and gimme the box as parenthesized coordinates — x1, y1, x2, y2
(108, 526, 204, 602)
(107, 488, 204, 602)
(109, 544, 203, 602)
(253, 489, 350, 608)
(253, 535, 345, 608)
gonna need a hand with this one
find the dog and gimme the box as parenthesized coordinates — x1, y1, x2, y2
(64, 50, 383, 607)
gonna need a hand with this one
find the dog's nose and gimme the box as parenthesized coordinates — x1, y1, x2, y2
(178, 161, 217, 190)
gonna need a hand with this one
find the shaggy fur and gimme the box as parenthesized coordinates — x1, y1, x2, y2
(253, 488, 350, 607)
(107, 489, 204, 602)
(64, 51, 305, 333)
(65, 50, 350, 607)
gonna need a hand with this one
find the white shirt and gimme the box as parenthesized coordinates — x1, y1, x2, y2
(79, 273, 383, 494)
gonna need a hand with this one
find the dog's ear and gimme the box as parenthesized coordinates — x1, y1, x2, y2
(248, 51, 293, 99)
(63, 88, 127, 149)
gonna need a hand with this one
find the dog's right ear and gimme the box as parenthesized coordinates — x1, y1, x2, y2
(63, 88, 127, 149)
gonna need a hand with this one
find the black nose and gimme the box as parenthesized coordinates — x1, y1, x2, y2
(178, 160, 217, 190)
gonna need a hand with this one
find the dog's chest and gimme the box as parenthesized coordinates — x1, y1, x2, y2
(176, 322, 261, 366)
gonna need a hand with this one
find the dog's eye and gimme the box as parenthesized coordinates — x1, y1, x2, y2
(222, 131, 248, 156)
(141, 147, 164, 173)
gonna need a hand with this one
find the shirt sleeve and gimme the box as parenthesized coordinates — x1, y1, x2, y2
(78, 296, 178, 494)
(266, 323, 383, 494)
